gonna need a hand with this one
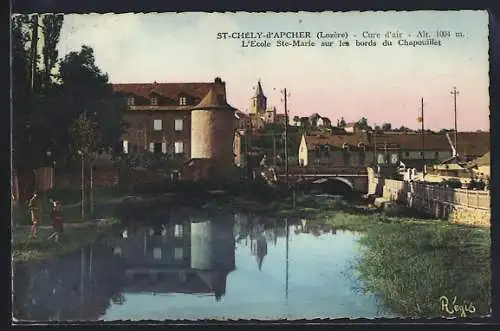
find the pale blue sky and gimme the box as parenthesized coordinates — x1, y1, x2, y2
(57, 11, 489, 130)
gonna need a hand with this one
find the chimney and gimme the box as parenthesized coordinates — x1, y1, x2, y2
(214, 77, 223, 84)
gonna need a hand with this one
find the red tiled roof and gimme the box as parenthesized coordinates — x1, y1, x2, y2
(455, 132, 490, 157)
(112, 79, 226, 101)
(192, 88, 237, 111)
(372, 132, 490, 155)
(303, 131, 490, 155)
(304, 132, 369, 150)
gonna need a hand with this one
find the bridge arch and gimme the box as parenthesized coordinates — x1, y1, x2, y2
(301, 176, 357, 197)
(327, 177, 354, 189)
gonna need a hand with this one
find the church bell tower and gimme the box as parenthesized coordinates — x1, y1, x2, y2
(250, 79, 267, 115)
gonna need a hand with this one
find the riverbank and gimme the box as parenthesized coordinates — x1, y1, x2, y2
(12, 218, 121, 262)
(12, 186, 132, 262)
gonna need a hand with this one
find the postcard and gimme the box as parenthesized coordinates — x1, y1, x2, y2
(11, 10, 491, 322)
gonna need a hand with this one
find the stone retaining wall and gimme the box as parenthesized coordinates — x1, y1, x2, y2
(367, 169, 490, 227)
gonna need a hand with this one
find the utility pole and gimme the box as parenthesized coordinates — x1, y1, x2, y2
(285, 217, 289, 301)
(283, 88, 289, 186)
(90, 154, 94, 214)
(450, 87, 459, 157)
(272, 133, 277, 166)
(420, 98, 426, 178)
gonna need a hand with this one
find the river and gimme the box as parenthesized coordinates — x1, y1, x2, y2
(12, 194, 490, 321)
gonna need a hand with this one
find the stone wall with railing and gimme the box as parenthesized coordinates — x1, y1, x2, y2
(368, 170, 490, 227)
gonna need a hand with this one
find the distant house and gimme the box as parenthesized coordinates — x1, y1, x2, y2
(298, 132, 372, 167)
(344, 122, 362, 133)
(297, 131, 490, 168)
(235, 110, 252, 130)
(465, 151, 490, 178)
(308, 113, 331, 127)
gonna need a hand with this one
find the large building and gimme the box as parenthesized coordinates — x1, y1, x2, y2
(298, 131, 490, 168)
(113, 77, 238, 180)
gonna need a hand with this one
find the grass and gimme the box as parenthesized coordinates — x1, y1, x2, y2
(354, 222, 491, 318)
(11, 217, 120, 262)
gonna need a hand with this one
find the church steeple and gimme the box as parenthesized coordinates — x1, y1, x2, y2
(250, 79, 267, 114)
(254, 79, 264, 97)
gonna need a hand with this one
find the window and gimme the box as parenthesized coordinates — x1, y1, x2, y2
(149, 142, 155, 153)
(359, 150, 366, 166)
(174, 247, 184, 260)
(174, 224, 184, 237)
(174, 141, 184, 154)
(127, 96, 135, 106)
(179, 96, 187, 106)
(175, 119, 183, 131)
(153, 119, 162, 131)
(153, 247, 162, 260)
(151, 95, 158, 105)
(161, 142, 167, 154)
(122, 140, 129, 154)
(343, 152, 350, 166)
(153, 142, 162, 155)
(405, 152, 410, 158)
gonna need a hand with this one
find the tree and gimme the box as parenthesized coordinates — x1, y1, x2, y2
(357, 117, 370, 131)
(293, 115, 300, 126)
(59, 45, 127, 154)
(41, 14, 64, 87)
(12, 15, 33, 170)
(338, 117, 346, 128)
(12, 14, 66, 170)
(70, 111, 101, 158)
(381, 123, 392, 131)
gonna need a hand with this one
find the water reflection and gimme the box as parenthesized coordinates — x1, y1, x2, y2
(13, 240, 126, 321)
(13, 209, 385, 321)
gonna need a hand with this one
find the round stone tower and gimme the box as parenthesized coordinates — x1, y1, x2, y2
(190, 83, 237, 180)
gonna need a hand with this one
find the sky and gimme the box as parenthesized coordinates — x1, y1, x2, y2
(56, 11, 489, 131)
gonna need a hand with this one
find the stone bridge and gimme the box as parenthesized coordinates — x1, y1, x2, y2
(273, 166, 369, 194)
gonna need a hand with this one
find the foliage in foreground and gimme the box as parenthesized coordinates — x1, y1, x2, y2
(355, 222, 491, 318)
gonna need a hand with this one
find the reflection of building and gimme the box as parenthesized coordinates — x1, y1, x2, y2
(112, 216, 235, 301)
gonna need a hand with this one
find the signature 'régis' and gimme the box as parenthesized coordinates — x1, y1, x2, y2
(439, 296, 476, 317)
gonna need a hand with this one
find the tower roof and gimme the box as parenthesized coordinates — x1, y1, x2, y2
(254, 80, 265, 97)
(192, 87, 237, 111)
